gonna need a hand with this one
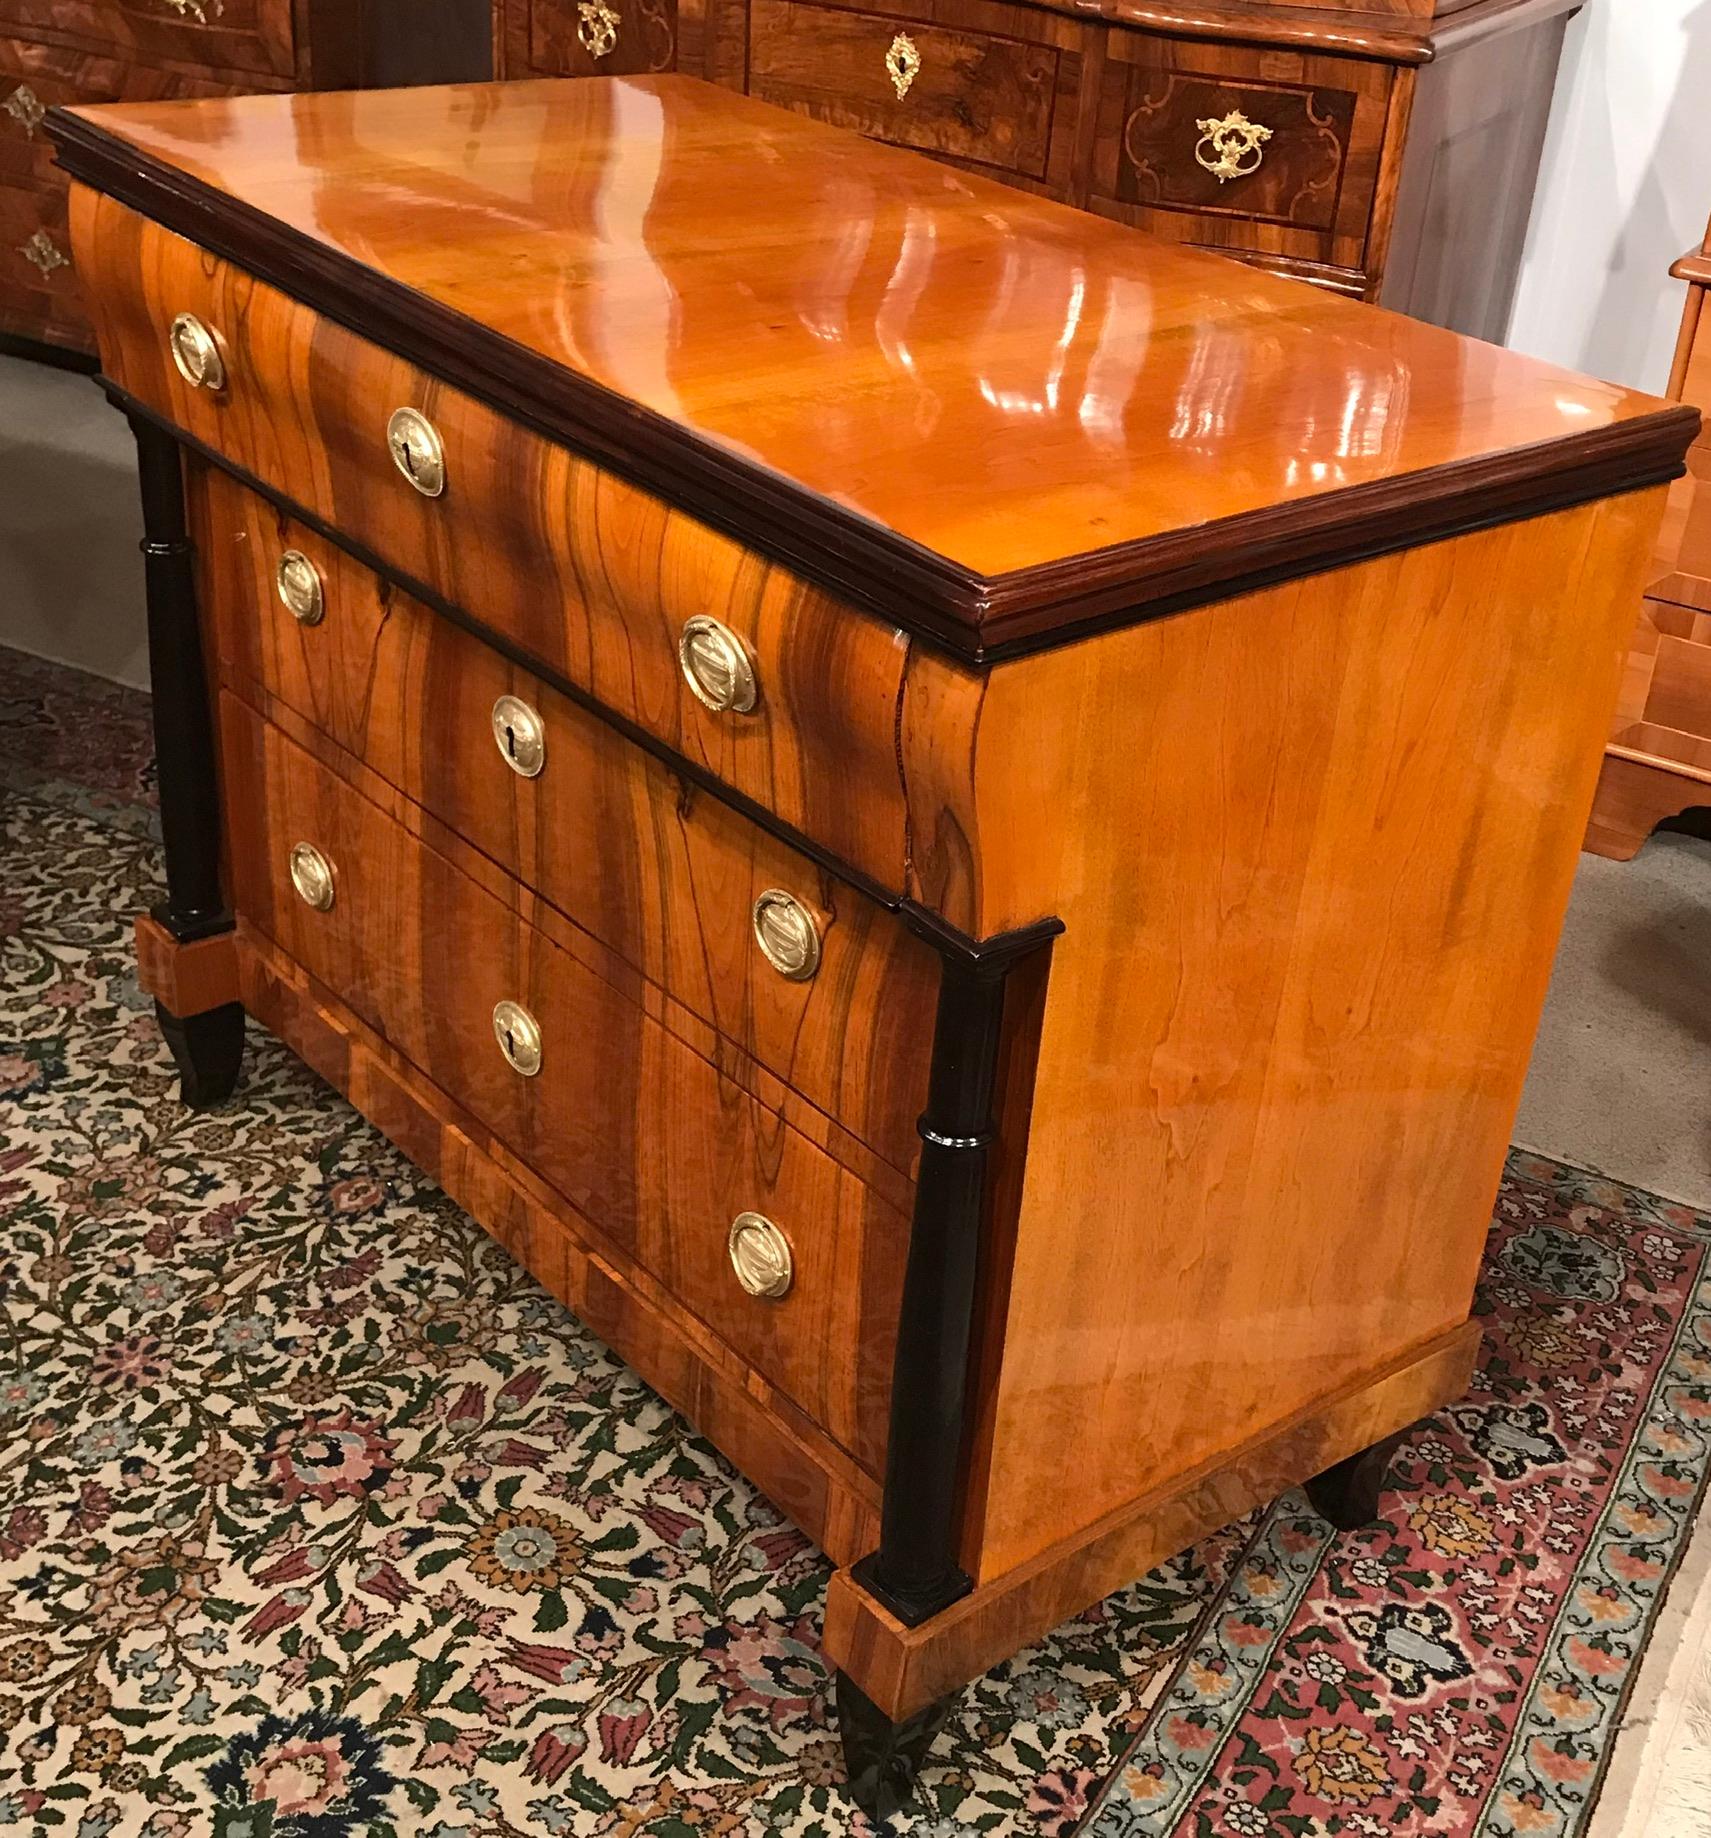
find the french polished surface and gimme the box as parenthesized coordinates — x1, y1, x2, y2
(55, 76, 1691, 633)
(58, 73, 1697, 1810)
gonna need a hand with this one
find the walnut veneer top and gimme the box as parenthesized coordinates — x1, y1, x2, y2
(53, 75, 1695, 656)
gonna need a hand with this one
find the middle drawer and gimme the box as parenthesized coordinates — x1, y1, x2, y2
(220, 692, 909, 1476)
(196, 466, 940, 1176)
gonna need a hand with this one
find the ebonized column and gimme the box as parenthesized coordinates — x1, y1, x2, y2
(838, 909, 1061, 1813)
(130, 413, 244, 1106)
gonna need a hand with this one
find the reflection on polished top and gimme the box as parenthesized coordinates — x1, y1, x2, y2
(58, 76, 1689, 603)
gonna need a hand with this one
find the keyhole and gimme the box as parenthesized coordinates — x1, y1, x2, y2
(400, 438, 420, 481)
(504, 720, 519, 761)
(503, 1022, 517, 1059)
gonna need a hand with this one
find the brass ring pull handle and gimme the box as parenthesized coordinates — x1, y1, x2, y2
(493, 999, 543, 1077)
(752, 889, 821, 981)
(885, 32, 921, 101)
(1194, 110, 1272, 184)
(4, 85, 46, 137)
(678, 615, 758, 714)
(576, 0, 620, 58)
(288, 842, 336, 912)
(275, 550, 325, 626)
(492, 694, 547, 778)
(168, 312, 225, 391)
(387, 406, 446, 497)
(728, 1211, 793, 1299)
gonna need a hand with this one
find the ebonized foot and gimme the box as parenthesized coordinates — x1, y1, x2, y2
(1305, 1430, 1408, 1531)
(835, 1671, 956, 1821)
(156, 1000, 245, 1109)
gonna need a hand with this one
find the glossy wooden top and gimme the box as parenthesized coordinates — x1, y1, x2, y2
(52, 76, 1694, 657)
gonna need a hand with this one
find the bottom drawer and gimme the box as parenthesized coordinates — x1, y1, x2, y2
(219, 692, 908, 1474)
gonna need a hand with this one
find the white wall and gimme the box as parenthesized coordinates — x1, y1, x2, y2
(1507, 1, 1711, 393)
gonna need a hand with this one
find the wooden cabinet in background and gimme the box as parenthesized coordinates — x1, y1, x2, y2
(0, 0, 491, 356)
(1586, 220, 1711, 858)
(497, 0, 1583, 339)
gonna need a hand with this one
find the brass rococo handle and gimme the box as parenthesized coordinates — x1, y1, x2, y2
(885, 31, 921, 101)
(577, 0, 620, 59)
(3, 85, 46, 137)
(1194, 109, 1272, 184)
(160, 0, 223, 21)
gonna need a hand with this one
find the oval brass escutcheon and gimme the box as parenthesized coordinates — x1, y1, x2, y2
(491, 694, 547, 778)
(288, 842, 336, 912)
(492, 999, 543, 1077)
(728, 1211, 793, 1299)
(386, 406, 446, 497)
(752, 888, 821, 981)
(168, 312, 225, 391)
(275, 549, 325, 626)
(677, 615, 758, 714)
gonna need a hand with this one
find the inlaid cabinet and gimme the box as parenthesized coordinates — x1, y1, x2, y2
(496, 0, 1584, 337)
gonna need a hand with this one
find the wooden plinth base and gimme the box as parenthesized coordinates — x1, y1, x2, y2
(1584, 750, 1711, 859)
(824, 1320, 1480, 1723)
(135, 919, 1481, 1736)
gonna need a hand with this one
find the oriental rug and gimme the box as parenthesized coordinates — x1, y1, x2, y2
(2, 642, 1708, 1838)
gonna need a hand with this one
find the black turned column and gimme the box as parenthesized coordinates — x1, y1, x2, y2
(838, 910, 1060, 1817)
(130, 413, 244, 1107)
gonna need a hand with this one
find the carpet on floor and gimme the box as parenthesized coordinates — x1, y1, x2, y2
(2, 641, 1709, 1838)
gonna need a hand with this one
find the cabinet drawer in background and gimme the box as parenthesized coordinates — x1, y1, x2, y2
(500, 0, 677, 77)
(1088, 30, 1392, 280)
(706, 0, 1086, 190)
(0, 172, 81, 339)
(192, 467, 939, 1173)
(219, 693, 909, 1476)
(75, 189, 912, 891)
(0, 0, 295, 80)
(1, 42, 236, 188)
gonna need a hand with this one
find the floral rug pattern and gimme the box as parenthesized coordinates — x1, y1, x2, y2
(2, 643, 1709, 1838)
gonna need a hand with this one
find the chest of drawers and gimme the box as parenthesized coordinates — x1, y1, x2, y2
(497, 0, 1584, 340)
(52, 74, 1692, 1814)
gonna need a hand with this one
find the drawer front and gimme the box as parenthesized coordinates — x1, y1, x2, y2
(0, 0, 295, 80)
(194, 468, 939, 1172)
(501, 0, 677, 76)
(75, 188, 911, 891)
(0, 172, 82, 343)
(706, 0, 1085, 187)
(1088, 32, 1392, 273)
(220, 694, 909, 1474)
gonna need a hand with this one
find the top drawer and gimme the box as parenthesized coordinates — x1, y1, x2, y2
(72, 187, 911, 890)
(0, 0, 296, 80)
(705, 0, 1087, 190)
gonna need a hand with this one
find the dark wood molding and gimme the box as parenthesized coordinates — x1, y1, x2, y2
(852, 915, 1063, 1627)
(49, 106, 1698, 666)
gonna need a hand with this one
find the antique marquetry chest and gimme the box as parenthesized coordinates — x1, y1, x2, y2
(495, 0, 1584, 341)
(50, 75, 1693, 1813)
